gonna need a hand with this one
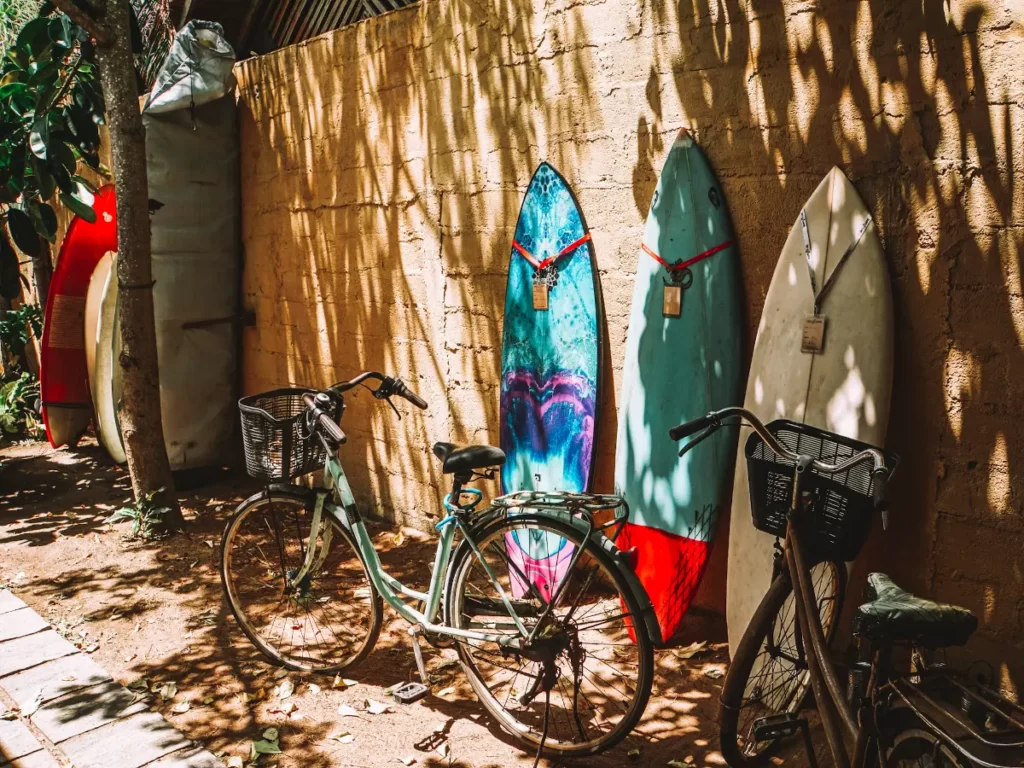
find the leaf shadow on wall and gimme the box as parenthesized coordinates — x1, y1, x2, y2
(634, 0, 1023, 694)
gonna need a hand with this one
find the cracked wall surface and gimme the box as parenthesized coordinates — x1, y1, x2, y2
(235, 0, 1024, 681)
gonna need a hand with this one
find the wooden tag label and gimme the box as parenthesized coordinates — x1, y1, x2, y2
(532, 282, 549, 311)
(801, 315, 827, 354)
(663, 284, 682, 318)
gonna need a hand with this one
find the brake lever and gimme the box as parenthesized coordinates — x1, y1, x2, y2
(384, 396, 401, 420)
(678, 425, 716, 458)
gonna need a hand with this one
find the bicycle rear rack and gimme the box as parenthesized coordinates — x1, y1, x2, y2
(492, 490, 630, 543)
(888, 668, 1024, 767)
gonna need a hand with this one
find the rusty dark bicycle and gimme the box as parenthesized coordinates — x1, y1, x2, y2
(669, 406, 1024, 768)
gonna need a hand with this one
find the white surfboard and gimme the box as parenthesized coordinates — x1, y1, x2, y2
(91, 253, 126, 464)
(725, 167, 893, 654)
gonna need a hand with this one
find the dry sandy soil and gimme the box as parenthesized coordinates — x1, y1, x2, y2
(0, 438, 805, 768)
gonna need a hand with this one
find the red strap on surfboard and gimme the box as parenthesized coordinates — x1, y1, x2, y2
(642, 239, 734, 272)
(512, 232, 592, 270)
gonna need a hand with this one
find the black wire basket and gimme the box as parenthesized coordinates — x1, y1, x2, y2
(745, 420, 898, 562)
(239, 389, 339, 482)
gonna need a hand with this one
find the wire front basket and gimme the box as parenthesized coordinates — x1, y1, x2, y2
(745, 420, 898, 561)
(239, 389, 339, 482)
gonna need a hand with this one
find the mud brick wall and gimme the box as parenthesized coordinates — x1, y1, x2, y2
(235, 0, 1024, 682)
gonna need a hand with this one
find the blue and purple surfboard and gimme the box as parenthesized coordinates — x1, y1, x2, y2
(500, 162, 600, 601)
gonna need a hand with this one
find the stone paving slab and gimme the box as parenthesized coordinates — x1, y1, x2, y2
(0, 593, 26, 617)
(0, 632, 76, 678)
(147, 747, 224, 768)
(31, 681, 148, 744)
(59, 711, 191, 768)
(0, 594, 222, 768)
(0, 610, 48, 643)
(0, 717, 40, 761)
(0, 654, 112, 710)
(0, 750, 61, 768)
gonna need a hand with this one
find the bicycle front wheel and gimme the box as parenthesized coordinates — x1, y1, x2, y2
(444, 514, 654, 758)
(719, 560, 846, 766)
(221, 489, 382, 672)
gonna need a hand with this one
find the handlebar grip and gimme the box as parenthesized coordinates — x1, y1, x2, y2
(303, 393, 347, 445)
(669, 413, 715, 441)
(393, 379, 428, 410)
(871, 469, 889, 513)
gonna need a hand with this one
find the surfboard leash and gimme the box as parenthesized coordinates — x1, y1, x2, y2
(641, 238, 735, 274)
(512, 232, 592, 272)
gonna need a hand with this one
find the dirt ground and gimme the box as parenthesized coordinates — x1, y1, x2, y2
(0, 438, 790, 768)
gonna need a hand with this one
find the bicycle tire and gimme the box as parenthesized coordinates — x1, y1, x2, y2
(443, 513, 654, 758)
(873, 709, 971, 767)
(719, 560, 846, 766)
(221, 488, 383, 673)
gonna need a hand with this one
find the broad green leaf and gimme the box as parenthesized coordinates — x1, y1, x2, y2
(0, 83, 27, 100)
(59, 191, 96, 223)
(29, 116, 49, 159)
(30, 201, 57, 243)
(30, 155, 56, 199)
(48, 16, 74, 48)
(6, 209, 39, 257)
(71, 174, 98, 194)
(0, 232, 20, 300)
(16, 18, 49, 56)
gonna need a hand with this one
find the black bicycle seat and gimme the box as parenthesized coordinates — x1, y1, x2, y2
(853, 573, 977, 648)
(432, 442, 506, 474)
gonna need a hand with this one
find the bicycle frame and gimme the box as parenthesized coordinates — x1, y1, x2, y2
(286, 444, 528, 649)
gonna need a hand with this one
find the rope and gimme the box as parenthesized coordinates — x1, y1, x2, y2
(641, 238, 734, 273)
(513, 233, 592, 271)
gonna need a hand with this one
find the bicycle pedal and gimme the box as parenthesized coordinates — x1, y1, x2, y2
(392, 681, 429, 704)
(752, 712, 808, 741)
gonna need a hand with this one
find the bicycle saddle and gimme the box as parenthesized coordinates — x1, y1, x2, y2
(853, 573, 977, 648)
(432, 442, 506, 474)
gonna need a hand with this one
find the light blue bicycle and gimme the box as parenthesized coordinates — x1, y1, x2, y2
(220, 371, 660, 757)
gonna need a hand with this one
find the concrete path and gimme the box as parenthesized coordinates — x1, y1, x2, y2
(0, 591, 222, 768)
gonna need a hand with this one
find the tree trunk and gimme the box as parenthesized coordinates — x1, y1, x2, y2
(94, 0, 183, 531)
(31, 238, 52, 308)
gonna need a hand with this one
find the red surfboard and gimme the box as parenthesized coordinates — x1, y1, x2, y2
(41, 186, 116, 448)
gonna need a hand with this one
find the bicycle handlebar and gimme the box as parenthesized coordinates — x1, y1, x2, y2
(329, 371, 428, 410)
(668, 413, 716, 441)
(670, 406, 890, 501)
(302, 393, 347, 445)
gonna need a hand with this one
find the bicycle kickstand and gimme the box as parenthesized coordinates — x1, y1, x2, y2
(409, 625, 432, 686)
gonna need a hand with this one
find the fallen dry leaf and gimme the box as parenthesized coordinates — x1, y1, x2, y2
(275, 678, 295, 699)
(364, 698, 392, 715)
(436, 687, 455, 698)
(672, 641, 708, 660)
(171, 701, 191, 714)
(331, 731, 355, 744)
(338, 704, 360, 717)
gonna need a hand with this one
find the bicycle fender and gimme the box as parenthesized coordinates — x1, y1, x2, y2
(462, 508, 664, 647)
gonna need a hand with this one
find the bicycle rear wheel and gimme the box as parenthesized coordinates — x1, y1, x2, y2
(719, 560, 845, 766)
(221, 489, 382, 672)
(443, 514, 654, 758)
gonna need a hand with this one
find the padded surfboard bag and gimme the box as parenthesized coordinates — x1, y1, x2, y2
(133, 21, 240, 469)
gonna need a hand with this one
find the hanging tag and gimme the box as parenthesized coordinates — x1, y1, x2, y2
(532, 281, 549, 311)
(801, 315, 827, 354)
(663, 284, 682, 318)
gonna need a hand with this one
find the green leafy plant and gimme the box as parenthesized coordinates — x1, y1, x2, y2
(0, 302, 41, 362)
(0, 1, 109, 300)
(0, 370, 41, 437)
(107, 486, 172, 539)
(0, 0, 41, 57)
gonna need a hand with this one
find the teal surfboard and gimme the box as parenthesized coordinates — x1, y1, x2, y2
(500, 162, 599, 601)
(614, 129, 743, 641)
